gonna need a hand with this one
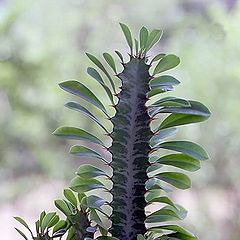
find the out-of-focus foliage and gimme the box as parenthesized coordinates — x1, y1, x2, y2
(0, 0, 240, 239)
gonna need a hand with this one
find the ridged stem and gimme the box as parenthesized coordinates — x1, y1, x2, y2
(110, 58, 153, 240)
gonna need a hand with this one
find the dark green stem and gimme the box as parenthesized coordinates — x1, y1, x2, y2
(110, 58, 153, 240)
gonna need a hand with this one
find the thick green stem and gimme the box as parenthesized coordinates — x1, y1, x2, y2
(110, 58, 153, 240)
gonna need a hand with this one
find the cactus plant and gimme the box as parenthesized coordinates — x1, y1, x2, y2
(15, 23, 211, 240)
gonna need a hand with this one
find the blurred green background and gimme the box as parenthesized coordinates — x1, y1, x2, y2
(0, 0, 240, 239)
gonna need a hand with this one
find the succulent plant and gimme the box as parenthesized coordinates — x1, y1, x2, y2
(16, 23, 211, 240)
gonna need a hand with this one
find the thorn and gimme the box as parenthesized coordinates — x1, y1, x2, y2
(110, 104, 117, 109)
(149, 117, 156, 123)
(149, 148, 156, 154)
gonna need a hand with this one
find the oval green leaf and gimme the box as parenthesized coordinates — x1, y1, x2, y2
(149, 225, 197, 238)
(65, 101, 109, 134)
(150, 128, 178, 147)
(145, 208, 181, 223)
(155, 154, 201, 171)
(119, 23, 133, 54)
(53, 220, 68, 234)
(155, 172, 191, 189)
(41, 212, 56, 232)
(157, 100, 211, 116)
(47, 215, 59, 229)
(59, 80, 108, 116)
(70, 145, 108, 163)
(82, 195, 106, 210)
(70, 176, 105, 193)
(149, 75, 180, 89)
(76, 164, 108, 178)
(63, 189, 78, 207)
(86, 53, 116, 93)
(145, 29, 162, 53)
(147, 196, 177, 210)
(157, 141, 209, 161)
(140, 26, 148, 51)
(153, 54, 180, 76)
(150, 53, 166, 63)
(151, 97, 190, 108)
(103, 52, 117, 74)
(54, 200, 71, 216)
(115, 50, 124, 63)
(15, 228, 28, 240)
(53, 126, 104, 146)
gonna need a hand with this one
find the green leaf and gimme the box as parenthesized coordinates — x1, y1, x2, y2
(35, 220, 39, 233)
(157, 141, 209, 161)
(65, 101, 109, 134)
(140, 26, 148, 50)
(119, 23, 133, 54)
(66, 226, 75, 240)
(145, 208, 182, 223)
(160, 113, 208, 130)
(87, 67, 114, 105)
(41, 212, 57, 232)
(145, 29, 162, 53)
(89, 209, 105, 228)
(87, 67, 104, 84)
(155, 154, 201, 171)
(145, 178, 162, 190)
(153, 54, 180, 75)
(149, 75, 180, 89)
(14, 217, 32, 236)
(150, 53, 166, 63)
(146, 196, 177, 210)
(76, 164, 108, 178)
(115, 50, 124, 63)
(15, 228, 28, 240)
(145, 178, 172, 192)
(145, 189, 162, 202)
(147, 87, 173, 98)
(70, 145, 108, 163)
(150, 128, 178, 147)
(53, 126, 104, 146)
(86, 53, 116, 93)
(103, 52, 117, 74)
(59, 80, 108, 116)
(82, 195, 106, 210)
(78, 192, 85, 202)
(149, 225, 197, 238)
(70, 176, 105, 193)
(54, 200, 72, 216)
(155, 172, 191, 189)
(99, 226, 108, 236)
(64, 189, 78, 207)
(39, 211, 46, 225)
(161, 204, 187, 219)
(14, 217, 30, 231)
(157, 100, 211, 117)
(146, 163, 162, 174)
(64, 200, 76, 213)
(47, 215, 59, 229)
(53, 220, 68, 234)
(151, 97, 190, 108)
